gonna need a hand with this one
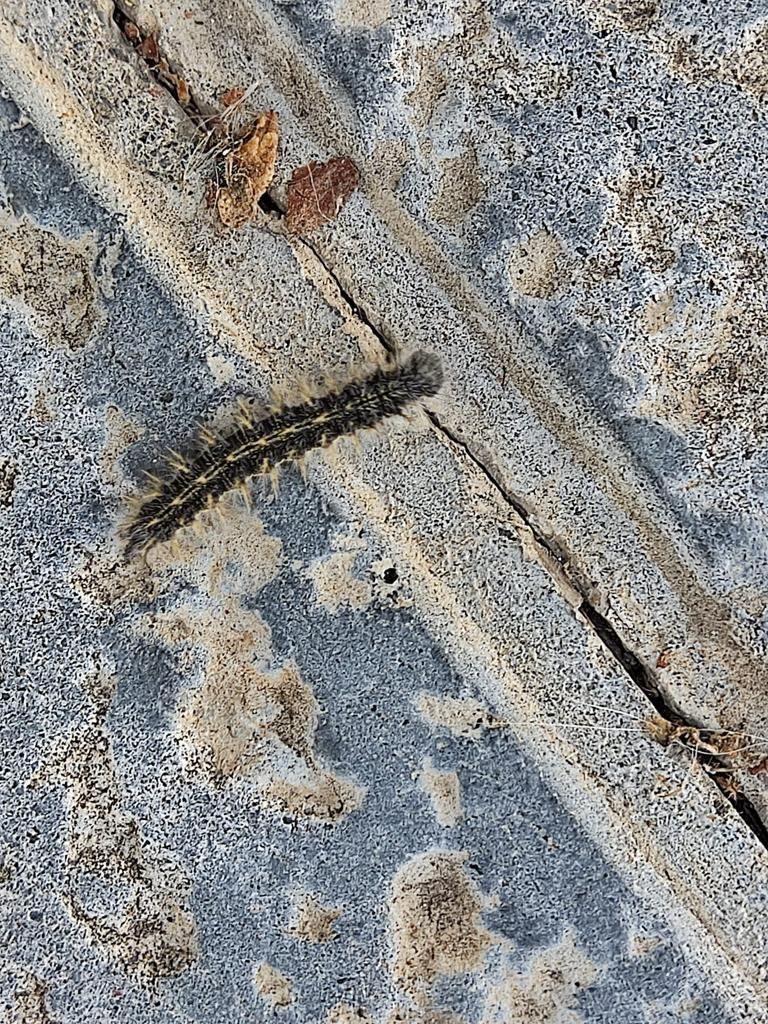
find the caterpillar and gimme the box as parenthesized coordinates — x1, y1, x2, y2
(121, 350, 443, 557)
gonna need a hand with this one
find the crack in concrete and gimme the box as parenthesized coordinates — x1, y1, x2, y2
(285, 240, 768, 850)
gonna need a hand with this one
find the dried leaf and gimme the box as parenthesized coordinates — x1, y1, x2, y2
(123, 21, 141, 44)
(137, 34, 161, 64)
(175, 77, 191, 106)
(284, 157, 360, 234)
(213, 110, 279, 229)
(216, 176, 258, 229)
(234, 111, 278, 192)
(204, 180, 218, 210)
(220, 87, 246, 107)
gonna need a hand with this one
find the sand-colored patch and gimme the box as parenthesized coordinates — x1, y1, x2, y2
(327, 1004, 375, 1024)
(387, 1011, 465, 1024)
(506, 228, 569, 299)
(166, 601, 288, 777)
(430, 145, 485, 228)
(253, 962, 294, 1008)
(605, 166, 675, 273)
(389, 850, 494, 997)
(156, 598, 363, 822)
(334, 0, 391, 29)
(661, 17, 768, 97)
(0, 210, 102, 349)
(414, 693, 506, 739)
(722, 18, 768, 98)
(143, 493, 283, 597)
(32, 719, 198, 979)
(205, 350, 236, 384)
(28, 381, 57, 424)
(5, 973, 56, 1024)
(76, 490, 280, 617)
(100, 403, 144, 489)
(78, 660, 118, 717)
(628, 932, 662, 957)
(263, 768, 364, 824)
(307, 549, 372, 613)
(579, 0, 658, 32)
(418, 759, 462, 827)
(403, 42, 450, 130)
(178, 655, 309, 781)
(481, 932, 599, 1023)
(288, 892, 342, 942)
(643, 289, 676, 336)
(71, 548, 157, 608)
(638, 290, 768, 444)
(307, 524, 371, 613)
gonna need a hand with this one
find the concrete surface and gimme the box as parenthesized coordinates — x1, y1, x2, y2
(1, 1, 768, 1021)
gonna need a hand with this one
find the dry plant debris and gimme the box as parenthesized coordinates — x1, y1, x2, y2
(284, 157, 361, 234)
(117, 14, 192, 111)
(211, 110, 280, 229)
(118, 5, 360, 233)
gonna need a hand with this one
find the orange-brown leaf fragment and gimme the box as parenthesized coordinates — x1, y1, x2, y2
(220, 87, 246, 107)
(214, 111, 279, 229)
(123, 20, 141, 44)
(175, 77, 191, 106)
(656, 648, 672, 669)
(137, 34, 161, 64)
(216, 176, 258, 229)
(235, 110, 279, 194)
(284, 157, 360, 234)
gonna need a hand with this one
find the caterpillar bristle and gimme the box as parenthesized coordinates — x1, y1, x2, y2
(121, 350, 444, 557)
(234, 399, 253, 430)
(237, 482, 252, 511)
(165, 449, 190, 473)
(198, 425, 218, 445)
(269, 386, 286, 413)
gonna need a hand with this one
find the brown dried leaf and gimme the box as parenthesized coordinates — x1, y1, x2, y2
(212, 111, 279, 229)
(220, 87, 246, 107)
(204, 180, 218, 210)
(175, 77, 191, 106)
(284, 157, 360, 234)
(234, 110, 279, 195)
(216, 175, 257, 229)
(656, 648, 672, 669)
(137, 34, 161, 64)
(123, 21, 141, 44)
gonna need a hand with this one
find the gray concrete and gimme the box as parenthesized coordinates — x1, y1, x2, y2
(2, 2, 768, 1022)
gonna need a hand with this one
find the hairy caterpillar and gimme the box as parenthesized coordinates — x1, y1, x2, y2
(121, 350, 443, 557)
